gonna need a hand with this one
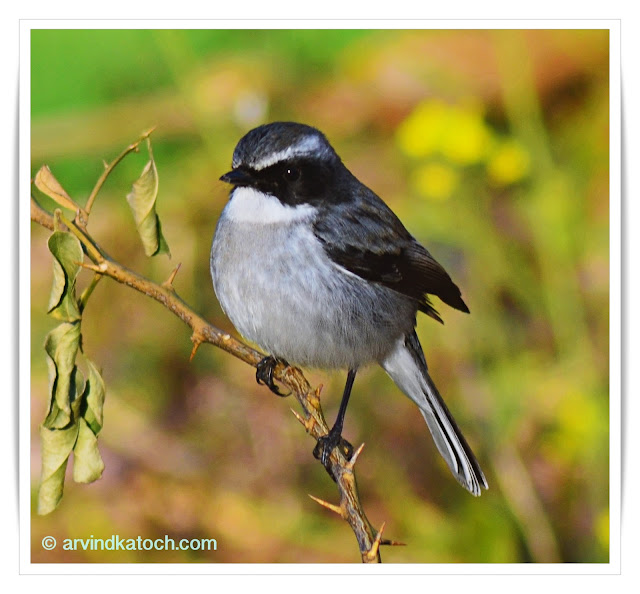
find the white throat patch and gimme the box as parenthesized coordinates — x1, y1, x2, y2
(224, 187, 316, 224)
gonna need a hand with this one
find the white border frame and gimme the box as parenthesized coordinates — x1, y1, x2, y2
(19, 19, 621, 576)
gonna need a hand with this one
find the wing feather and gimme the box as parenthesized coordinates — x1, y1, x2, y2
(313, 187, 469, 320)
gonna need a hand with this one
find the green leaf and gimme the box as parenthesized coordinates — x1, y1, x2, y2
(47, 231, 83, 322)
(82, 358, 106, 434)
(73, 418, 105, 483)
(37, 422, 79, 515)
(43, 322, 81, 429)
(34, 165, 82, 212)
(126, 149, 171, 258)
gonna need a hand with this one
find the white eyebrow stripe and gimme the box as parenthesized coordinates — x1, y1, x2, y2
(248, 135, 330, 170)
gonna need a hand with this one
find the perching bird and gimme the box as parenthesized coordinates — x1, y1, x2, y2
(211, 122, 487, 495)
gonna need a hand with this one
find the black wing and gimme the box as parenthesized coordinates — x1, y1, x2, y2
(313, 186, 469, 323)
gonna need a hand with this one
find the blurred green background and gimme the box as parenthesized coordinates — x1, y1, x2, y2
(30, 29, 610, 563)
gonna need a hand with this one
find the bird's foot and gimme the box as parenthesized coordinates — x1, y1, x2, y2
(256, 356, 289, 397)
(313, 427, 354, 468)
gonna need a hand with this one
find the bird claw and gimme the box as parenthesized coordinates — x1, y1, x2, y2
(256, 356, 289, 397)
(313, 430, 354, 468)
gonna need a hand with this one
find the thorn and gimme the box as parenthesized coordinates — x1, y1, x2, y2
(162, 262, 181, 291)
(290, 409, 317, 434)
(346, 442, 365, 470)
(308, 494, 345, 518)
(103, 160, 109, 169)
(190, 334, 203, 361)
(290, 408, 306, 426)
(364, 522, 386, 562)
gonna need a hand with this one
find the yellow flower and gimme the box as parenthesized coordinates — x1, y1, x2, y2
(396, 99, 449, 158)
(411, 162, 458, 201)
(397, 99, 492, 165)
(440, 107, 492, 165)
(487, 140, 531, 185)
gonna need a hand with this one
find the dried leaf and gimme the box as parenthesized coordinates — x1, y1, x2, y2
(47, 231, 83, 321)
(34, 165, 81, 212)
(82, 358, 106, 434)
(43, 322, 81, 429)
(126, 149, 170, 257)
(73, 418, 105, 483)
(37, 422, 79, 515)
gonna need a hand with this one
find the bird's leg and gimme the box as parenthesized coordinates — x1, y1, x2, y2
(313, 368, 357, 469)
(256, 355, 289, 397)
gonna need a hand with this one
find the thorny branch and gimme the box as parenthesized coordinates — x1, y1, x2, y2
(30, 134, 403, 561)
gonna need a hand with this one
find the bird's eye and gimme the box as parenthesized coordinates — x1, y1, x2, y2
(283, 167, 300, 182)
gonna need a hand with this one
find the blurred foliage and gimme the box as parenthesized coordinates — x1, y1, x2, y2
(30, 28, 610, 563)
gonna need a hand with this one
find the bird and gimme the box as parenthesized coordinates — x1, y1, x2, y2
(210, 121, 487, 495)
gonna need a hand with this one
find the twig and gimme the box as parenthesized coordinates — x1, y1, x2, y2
(83, 127, 156, 217)
(31, 196, 392, 562)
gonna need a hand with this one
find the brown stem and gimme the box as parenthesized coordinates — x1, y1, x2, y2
(31, 195, 393, 562)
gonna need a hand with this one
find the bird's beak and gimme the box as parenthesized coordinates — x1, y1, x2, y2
(219, 168, 254, 187)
